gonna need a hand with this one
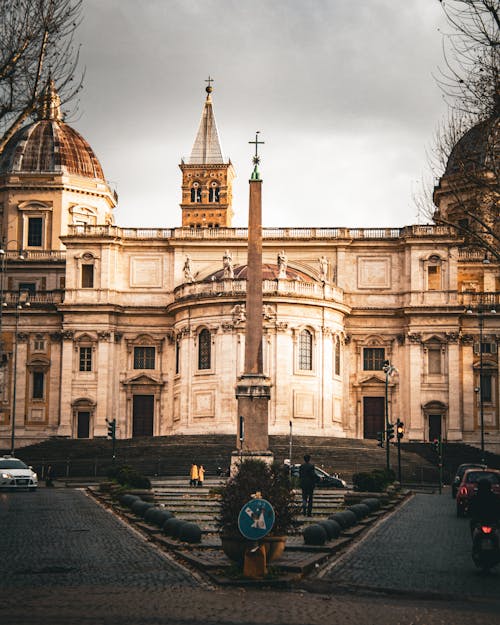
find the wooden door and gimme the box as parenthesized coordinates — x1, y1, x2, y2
(132, 395, 154, 437)
(363, 397, 385, 439)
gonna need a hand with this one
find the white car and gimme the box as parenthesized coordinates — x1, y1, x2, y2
(0, 456, 38, 490)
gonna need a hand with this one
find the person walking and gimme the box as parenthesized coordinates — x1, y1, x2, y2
(198, 464, 205, 487)
(189, 463, 199, 487)
(299, 454, 316, 516)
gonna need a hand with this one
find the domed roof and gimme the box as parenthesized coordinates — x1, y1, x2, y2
(0, 80, 105, 180)
(445, 112, 499, 176)
(204, 264, 315, 282)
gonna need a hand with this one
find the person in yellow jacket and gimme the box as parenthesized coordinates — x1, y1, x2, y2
(197, 464, 205, 487)
(189, 463, 199, 487)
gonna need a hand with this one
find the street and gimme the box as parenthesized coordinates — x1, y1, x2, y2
(0, 488, 499, 625)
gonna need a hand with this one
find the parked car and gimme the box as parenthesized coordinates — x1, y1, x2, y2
(451, 463, 487, 499)
(290, 464, 347, 488)
(456, 468, 500, 517)
(0, 457, 38, 491)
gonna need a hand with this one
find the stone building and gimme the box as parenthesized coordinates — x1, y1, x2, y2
(0, 80, 498, 451)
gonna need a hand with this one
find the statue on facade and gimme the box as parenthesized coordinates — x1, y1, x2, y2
(277, 249, 287, 279)
(319, 255, 328, 282)
(223, 249, 234, 279)
(183, 254, 194, 282)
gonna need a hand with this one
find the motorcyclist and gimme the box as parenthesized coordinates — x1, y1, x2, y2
(468, 478, 500, 533)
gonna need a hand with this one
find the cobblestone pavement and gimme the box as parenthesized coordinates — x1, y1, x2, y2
(1, 489, 499, 625)
(319, 492, 500, 600)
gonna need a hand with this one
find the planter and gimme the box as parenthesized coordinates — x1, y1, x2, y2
(221, 534, 286, 564)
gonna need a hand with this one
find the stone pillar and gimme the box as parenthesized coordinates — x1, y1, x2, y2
(234, 158, 272, 467)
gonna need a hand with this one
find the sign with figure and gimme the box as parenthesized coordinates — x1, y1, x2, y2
(238, 498, 275, 540)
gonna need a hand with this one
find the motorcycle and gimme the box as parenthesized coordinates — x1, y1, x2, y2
(472, 523, 500, 572)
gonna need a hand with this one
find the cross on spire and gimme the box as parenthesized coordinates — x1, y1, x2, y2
(249, 131, 264, 180)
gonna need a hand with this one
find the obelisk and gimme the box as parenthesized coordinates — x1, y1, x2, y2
(232, 132, 272, 469)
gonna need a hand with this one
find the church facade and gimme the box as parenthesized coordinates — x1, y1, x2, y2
(0, 81, 499, 451)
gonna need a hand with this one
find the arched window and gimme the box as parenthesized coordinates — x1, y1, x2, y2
(190, 182, 201, 203)
(299, 329, 312, 370)
(198, 329, 211, 370)
(334, 338, 341, 376)
(209, 183, 220, 203)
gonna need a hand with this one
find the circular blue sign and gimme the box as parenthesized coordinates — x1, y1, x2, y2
(238, 498, 275, 540)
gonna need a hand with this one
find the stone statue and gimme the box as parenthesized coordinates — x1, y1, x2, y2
(223, 249, 234, 279)
(319, 255, 328, 281)
(277, 249, 287, 279)
(183, 255, 194, 282)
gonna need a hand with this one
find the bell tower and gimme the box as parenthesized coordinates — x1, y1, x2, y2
(179, 78, 235, 228)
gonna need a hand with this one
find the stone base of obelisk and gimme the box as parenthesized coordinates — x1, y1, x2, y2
(232, 374, 273, 476)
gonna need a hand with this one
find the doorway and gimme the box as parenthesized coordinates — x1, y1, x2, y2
(363, 397, 385, 439)
(132, 394, 154, 437)
(77, 411, 90, 438)
(428, 414, 442, 442)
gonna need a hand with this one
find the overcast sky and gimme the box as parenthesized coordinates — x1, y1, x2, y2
(73, 0, 450, 229)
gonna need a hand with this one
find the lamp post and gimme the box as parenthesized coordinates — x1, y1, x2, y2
(382, 359, 397, 472)
(466, 300, 496, 463)
(10, 291, 30, 455)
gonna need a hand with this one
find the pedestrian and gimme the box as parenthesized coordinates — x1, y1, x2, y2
(45, 465, 55, 488)
(299, 454, 316, 516)
(198, 464, 205, 487)
(189, 462, 199, 487)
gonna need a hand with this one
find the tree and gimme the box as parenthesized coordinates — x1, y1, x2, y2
(0, 0, 83, 154)
(417, 1, 499, 260)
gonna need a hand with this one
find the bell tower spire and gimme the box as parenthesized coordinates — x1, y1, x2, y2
(179, 78, 235, 228)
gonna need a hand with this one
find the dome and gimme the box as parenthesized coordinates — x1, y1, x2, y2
(445, 115, 499, 176)
(204, 263, 315, 282)
(0, 79, 105, 180)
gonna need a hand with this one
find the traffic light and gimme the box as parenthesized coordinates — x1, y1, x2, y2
(387, 423, 395, 441)
(107, 418, 116, 439)
(397, 420, 404, 440)
(377, 431, 384, 448)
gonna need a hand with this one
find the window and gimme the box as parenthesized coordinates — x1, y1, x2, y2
(190, 183, 201, 203)
(32, 371, 44, 399)
(427, 265, 441, 290)
(175, 339, 180, 374)
(428, 346, 442, 374)
(79, 347, 92, 372)
(481, 373, 493, 403)
(299, 330, 312, 370)
(81, 265, 94, 288)
(198, 329, 211, 370)
(27, 217, 43, 247)
(209, 184, 220, 203)
(134, 347, 155, 369)
(334, 339, 341, 376)
(363, 347, 385, 370)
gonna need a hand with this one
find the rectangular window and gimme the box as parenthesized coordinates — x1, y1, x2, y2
(79, 347, 92, 372)
(32, 371, 44, 399)
(428, 348, 441, 374)
(427, 265, 441, 290)
(363, 348, 385, 371)
(27, 217, 43, 247)
(81, 265, 94, 288)
(134, 346, 155, 369)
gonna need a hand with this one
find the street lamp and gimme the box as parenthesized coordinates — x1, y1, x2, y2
(10, 291, 30, 455)
(382, 359, 397, 472)
(466, 301, 497, 462)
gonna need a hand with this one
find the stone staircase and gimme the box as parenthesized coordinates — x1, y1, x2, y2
(150, 476, 347, 534)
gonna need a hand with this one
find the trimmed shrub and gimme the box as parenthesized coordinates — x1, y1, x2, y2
(131, 500, 154, 518)
(179, 522, 202, 544)
(303, 524, 327, 546)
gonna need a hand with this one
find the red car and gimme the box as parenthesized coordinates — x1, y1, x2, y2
(456, 468, 500, 517)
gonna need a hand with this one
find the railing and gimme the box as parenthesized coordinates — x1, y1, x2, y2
(173, 278, 344, 302)
(67, 224, 457, 241)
